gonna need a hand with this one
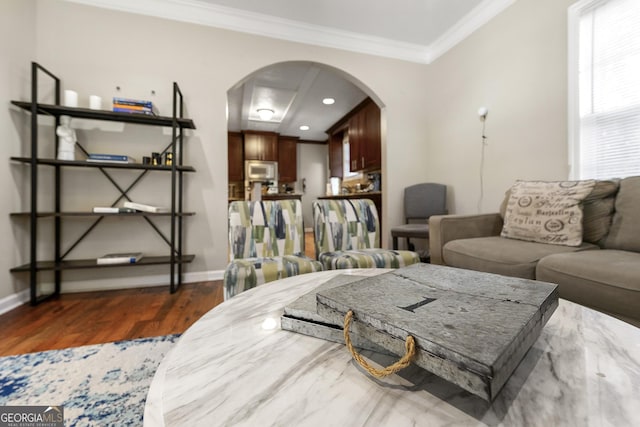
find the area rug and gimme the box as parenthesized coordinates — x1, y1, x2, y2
(0, 334, 180, 426)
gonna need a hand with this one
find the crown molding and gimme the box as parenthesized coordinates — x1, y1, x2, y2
(63, 0, 514, 64)
(427, 0, 517, 63)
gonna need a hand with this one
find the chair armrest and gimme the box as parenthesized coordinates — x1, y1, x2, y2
(428, 213, 503, 265)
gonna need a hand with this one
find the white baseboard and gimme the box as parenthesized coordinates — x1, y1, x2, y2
(0, 288, 30, 316)
(0, 269, 225, 315)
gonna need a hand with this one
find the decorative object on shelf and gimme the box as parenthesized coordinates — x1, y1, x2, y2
(112, 97, 156, 115)
(56, 115, 76, 161)
(89, 95, 102, 110)
(63, 90, 78, 107)
(164, 152, 173, 166)
(96, 252, 143, 265)
(142, 156, 151, 165)
(151, 152, 161, 165)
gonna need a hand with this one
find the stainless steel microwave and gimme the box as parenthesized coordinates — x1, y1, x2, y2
(245, 160, 278, 181)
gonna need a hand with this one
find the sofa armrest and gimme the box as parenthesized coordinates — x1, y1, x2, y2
(429, 213, 504, 265)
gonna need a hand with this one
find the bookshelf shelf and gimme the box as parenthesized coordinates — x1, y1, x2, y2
(10, 255, 196, 273)
(10, 100, 196, 129)
(10, 211, 196, 218)
(9, 62, 196, 305)
(10, 156, 196, 172)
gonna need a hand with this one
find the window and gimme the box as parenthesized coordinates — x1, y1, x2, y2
(568, 0, 640, 179)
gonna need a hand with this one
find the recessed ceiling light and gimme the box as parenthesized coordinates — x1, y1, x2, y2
(299, 125, 310, 131)
(323, 98, 335, 105)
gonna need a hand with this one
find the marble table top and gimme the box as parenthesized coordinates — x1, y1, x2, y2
(145, 269, 640, 427)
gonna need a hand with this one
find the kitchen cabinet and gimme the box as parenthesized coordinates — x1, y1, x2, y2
(348, 98, 380, 172)
(278, 135, 298, 183)
(228, 131, 244, 182)
(326, 97, 380, 176)
(243, 131, 278, 161)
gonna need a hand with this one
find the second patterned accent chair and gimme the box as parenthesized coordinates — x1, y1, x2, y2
(223, 199, 323, 300)
(312, 198, 421, 270)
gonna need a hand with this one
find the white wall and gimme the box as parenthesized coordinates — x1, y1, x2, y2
(0, 0, 430, 300)
(296, 143, 328, 231)
(1, 0, 36, 306)
(424, 0, 578, 214)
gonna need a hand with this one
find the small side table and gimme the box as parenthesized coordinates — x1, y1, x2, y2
(390, 223, 430, 261)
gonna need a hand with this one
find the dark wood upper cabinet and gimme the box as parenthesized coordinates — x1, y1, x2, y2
(243, 131, 278, 161)
(361, 100, 381, 171)
(327, 97, 381, 175)
(278, 136, 298, 183)
(228, 131, 244, 182)
(349, 98, 380, 172)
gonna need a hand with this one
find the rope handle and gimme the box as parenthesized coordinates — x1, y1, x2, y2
(343, 310, 416, 378)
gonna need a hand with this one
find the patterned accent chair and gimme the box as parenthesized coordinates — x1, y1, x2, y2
(312, 198, 421, 270)
(224, 199, 323, 300)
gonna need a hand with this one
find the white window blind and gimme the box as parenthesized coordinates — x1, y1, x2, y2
(570, 0, 640, 179)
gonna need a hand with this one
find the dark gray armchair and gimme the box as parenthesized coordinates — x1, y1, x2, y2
(390, 183, 447, 261)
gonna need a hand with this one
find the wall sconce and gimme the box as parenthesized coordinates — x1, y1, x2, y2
(477, 106, 489, 121)
(257, 108, 274, 121)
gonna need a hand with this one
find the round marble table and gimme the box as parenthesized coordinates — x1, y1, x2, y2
(145, 269, 640, 426)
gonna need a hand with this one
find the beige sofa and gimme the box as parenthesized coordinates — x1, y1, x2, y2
(429, 177, 640, 327)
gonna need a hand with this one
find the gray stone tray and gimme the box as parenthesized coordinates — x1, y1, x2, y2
(281, 274, 391, 354)
(316, 263, 558, 401)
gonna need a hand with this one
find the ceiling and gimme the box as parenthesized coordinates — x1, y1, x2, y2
(227, 62, 368, 141)
(67, 0, 515, 141)
(197, 0, 485, 46)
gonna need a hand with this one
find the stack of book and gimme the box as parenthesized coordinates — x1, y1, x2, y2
(86, 153, 136, 164)
(112, 97, 157, 115)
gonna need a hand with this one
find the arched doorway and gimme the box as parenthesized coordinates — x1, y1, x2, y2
(226, 61, 384, 238)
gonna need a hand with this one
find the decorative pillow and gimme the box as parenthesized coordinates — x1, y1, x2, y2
(501, 180, 596, 246)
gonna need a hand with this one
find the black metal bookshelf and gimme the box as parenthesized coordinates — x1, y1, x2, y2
(9, 62, 197, 305)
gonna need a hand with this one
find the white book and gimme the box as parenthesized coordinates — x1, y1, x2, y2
(123, 201, 168, 213)
(92, 207, 136, 213)
(96, 252, 143, 265)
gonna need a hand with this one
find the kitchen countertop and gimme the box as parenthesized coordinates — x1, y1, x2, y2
(262, 193, 303, 200)
(318, 191, 381, 199)
(228, 193, 304, 203)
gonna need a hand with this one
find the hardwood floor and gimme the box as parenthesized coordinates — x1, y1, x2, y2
(0, 280, 223, 357)
(0, 232, 317, 357)
(305, 230, 316, 259)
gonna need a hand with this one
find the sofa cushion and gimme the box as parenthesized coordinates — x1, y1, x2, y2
(501, 180, 596, 246)
(581, 180, 619, 244)
(604, 176, 640, 252)
(536, 250, 640, 322)
(443, 236, 598, 279)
